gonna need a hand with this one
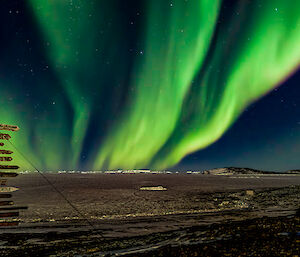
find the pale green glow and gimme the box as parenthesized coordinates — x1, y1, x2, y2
(15, 0, 300, 170)
(151, 1, 300, 168)
(95, 0, 221, 169)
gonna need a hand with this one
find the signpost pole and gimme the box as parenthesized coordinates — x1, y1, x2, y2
(0, 124, 26, 227)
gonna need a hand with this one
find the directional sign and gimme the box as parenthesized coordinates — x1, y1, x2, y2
(0, 124, 20, 132)
(0, 212, 19, 218)
(0, 150, 13, 155)
(0, 206, 28, 211)
(0, 165, 19, 170)
(0, 134, 11, 140)
(0, 187, 19, 193)
(0, 179, 7, 186)
(0, 201, 13, 206)
(0, 172, 18, 177)
(0, 143, 4, 146)
(0, 221, 19, 227)
(0, 157, 12, 162)
(0, 194, 12, 198)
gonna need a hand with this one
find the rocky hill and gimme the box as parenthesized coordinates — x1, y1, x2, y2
(203, 167, 278, 175)
(286, 170, 300, 174)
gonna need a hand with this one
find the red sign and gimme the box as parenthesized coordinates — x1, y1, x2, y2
(0, 124, 19, 132)
(0, 134, 11, 140)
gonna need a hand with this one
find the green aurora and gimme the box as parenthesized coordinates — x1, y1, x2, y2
(1, 0, 299, 171)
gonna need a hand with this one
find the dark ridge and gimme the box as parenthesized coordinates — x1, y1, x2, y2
(204, 167, 299, 175)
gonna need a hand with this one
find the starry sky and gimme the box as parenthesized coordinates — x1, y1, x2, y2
(0, 0, 299, 171)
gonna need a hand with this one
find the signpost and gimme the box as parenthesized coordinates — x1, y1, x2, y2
(0, 187, 19, 193)
(0, 172, 18, 177)
(0, 134, 11, 140)
(0, 124, 20, 132)
(0, 165, 19, 170)
(0, 179, 7, 186)
(0, 221, 19, 227)
(0, 157, 12, 162)
(0, 212, 19, 218)
(0, 201, 13, 206)
(0, 150, 13, 154)
(0, 124, 26, 227)
(0, 194, 11, 198)
(0, 206, 28, 211)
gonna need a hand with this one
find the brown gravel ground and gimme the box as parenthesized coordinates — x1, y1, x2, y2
(0, 173, 299, 256)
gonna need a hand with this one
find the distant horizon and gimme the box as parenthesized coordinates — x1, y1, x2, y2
(15, 166, 299, 174)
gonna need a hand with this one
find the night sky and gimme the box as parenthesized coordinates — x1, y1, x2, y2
(0, 0, 299, 171)
(176, 70, 300, 172)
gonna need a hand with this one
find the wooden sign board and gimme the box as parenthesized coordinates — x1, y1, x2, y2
(0, 172, 18, 177)
(0, 150, 13, 155)
(0, 157, 12, 162)
(0, 201, 13, 206)
(0, 165, 19, 170)
(0, 206, 28, 211)
(0, 134, 11, 140)
(0, 124, 20, 132)
(0, 212, 19, 218)
(0, 187, 19, 193)
(0, 194, 12, 198)
(0, 179, 7, 186)
(0, 221, 19, 227)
